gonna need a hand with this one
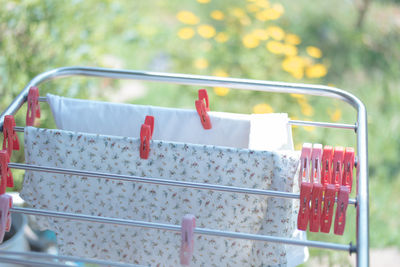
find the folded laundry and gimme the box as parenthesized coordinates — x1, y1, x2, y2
(20, 127, 306, 266)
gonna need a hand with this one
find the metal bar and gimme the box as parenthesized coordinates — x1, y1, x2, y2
(288, 120, 356, 130)
(14, 122, 356, 133)
(356, 103, 369, 266)
(35, 95, 357, 131)
(0, 67, 364, 131)
(0, 251, 142, 267)
(10, 207, 353, 252)
(0, 256, 69, 267)
(8, 162, 357, 205)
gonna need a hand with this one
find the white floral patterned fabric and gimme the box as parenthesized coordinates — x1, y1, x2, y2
(21, 127, 305, 266)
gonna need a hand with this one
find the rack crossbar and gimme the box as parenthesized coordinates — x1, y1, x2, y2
(8, 162, 357, 205)
(10, 207, 354, 252)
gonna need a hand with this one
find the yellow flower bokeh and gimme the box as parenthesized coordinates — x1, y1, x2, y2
(303, 126, 315, 132)
(194, 58, 209, 69)
(266, 40, 284, 54)
(253, 103, 274, 114)
(197, 25, 216, 39)
(282, 56, 305, 78)
(255, 8, 282, 21)
(231, 8, 246, 19)
(306, 64, 327, 78)
(252, 29, 269, 40)
(267, 26, 285, 40)
(255, 0, 270, 9)
(213, 87, 230, 96)
(306, 46, 322, 58)
(215, 32, 229, 43)
(213, 69, 229, 77)
(177, 27, 195, 40)
(197, 0, 211, 3)
(210, 10, 224, 20)
(176, 11, 200, 25)
(282, 44, 298, 56)
(328, 108, 342, 122)
(246, 3, 260, 13)
(285, 33, 301, 45)
(243, 34, 260, 48)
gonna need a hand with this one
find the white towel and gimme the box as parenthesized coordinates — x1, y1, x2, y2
(21, 127, 306, 266)
(47, 94, 294, 150)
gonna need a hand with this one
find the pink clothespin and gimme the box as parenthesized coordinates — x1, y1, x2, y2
(320, 184, 336, 233)
(0, 194, 12, 243)
(2, 115, 20, 158)
(342, 147, 355, 193)
(334, 186, 350, 235)
(321, 146, 333, 189)
(0, 150, 13, 192)
(26, 86, 41, 126)
(140, 116, 154, 159)
(180, 214, 195, 266)
(297, 143, 312, 231)
(331, 147, 345, 192)
(195, 89, 212, 130)
(309, 144, 323, 232)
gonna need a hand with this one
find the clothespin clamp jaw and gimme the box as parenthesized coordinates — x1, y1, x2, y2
(0, 194, 12, 243)
(332, 147, 345, 192)
(140, 116, 154, 159)
(320, 184, 336, 233)
(195, 89, 211, 130)
(297, 143, 312, 231)
(321, 146, 333, 189)
(309, 144, 323, 232)
(26, 86, 41, 126)
(342, 147, 355, 193)
(334, 186, 350, 235)
(0, 150, 13, 192)
(2, 115, 20, 157)
(180, 214, 196, 266)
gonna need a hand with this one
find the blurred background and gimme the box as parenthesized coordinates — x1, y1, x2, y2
(0, 0, 399, 266)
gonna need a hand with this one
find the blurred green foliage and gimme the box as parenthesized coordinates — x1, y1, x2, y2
(1, 0, 400, 265)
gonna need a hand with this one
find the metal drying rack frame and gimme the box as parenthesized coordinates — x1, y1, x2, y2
(0, 66, 369, 267)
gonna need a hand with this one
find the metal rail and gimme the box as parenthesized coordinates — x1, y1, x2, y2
(0, 251, 142, 267)
(0, 66, 369, 266)
(8, 162, 357, 205)
(10, 207, 354, 252)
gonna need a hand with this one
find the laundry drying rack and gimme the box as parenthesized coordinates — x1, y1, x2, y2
(0, 67, 369, 266)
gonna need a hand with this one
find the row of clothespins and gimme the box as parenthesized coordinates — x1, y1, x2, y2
(2, 86, 213, 161)
(297, 143, 355, 235)
(25, 86, 213, 130)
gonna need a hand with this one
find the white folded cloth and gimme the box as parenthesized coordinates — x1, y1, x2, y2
(47, 94, 294, 150)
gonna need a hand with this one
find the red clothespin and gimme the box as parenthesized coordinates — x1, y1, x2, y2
(334, 186, 350, 235)
(309, 144, 323, 232)
(0, 150, 13, 192)
(140, 116, 154, 159)
(320, 184, 336, 233)
(26, 86, 41, 126)
(342, 147, 355, 193)
(297, 143, 312, 231)
(2, 115, 20, 158)
(195, 89, 212, 130)
(180, 214, 196, 266)
(0, 194, 12, 243)
(331, 147, 344, 192)
(321, 146, 333, 189)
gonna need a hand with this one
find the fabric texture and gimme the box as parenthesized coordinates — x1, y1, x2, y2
(47, 93, 293, 151)
(21, 127, 306, 266)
